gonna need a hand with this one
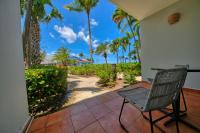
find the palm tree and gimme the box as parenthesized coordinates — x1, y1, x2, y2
(21, 0, 62, 68)
(79, 52, 84, 59)
(121, 36, 129, 63)
(110, 40, 118, 64)
(52, 47, 69, 66)
(64, 0, 99, 64)
(95, 42, 109, 65)
(111, 38, 121, 64)
(112, 8, 141, 63)
(129, 49, 137, 62)
(126, 32, 132, 62)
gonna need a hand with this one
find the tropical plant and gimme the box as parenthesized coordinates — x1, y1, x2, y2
(52, 47, 69, 66)
(21, 0, 62, 68)
(121, 36, 129, 63)
(95, 42, 109, 65)
(96, 70, 112, 87)
(40, 50, 46, 62)
(79, 52, 84, 59)
(112, 8, 141, 63)
(128, 49, 137, 62)
(64, 0, 99, 64)
(126, 32, 133, 62)
(68, 59, 77, 66)
(111, 38, 121, 64)
(25, 66, 67, 115)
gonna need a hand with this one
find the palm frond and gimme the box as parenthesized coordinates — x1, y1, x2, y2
(43, 8, 63, 22)
(64, 0, 84, 12)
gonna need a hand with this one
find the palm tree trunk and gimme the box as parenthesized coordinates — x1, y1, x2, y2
(86, 11, 93, 64)
(122, 49, 125, 63)
(128, 43, 131, 62)
(126, 17, 141, 63)
(23, 0, 32, 68)
(30, 19, 41, 65)
(116, 51, 119, 64)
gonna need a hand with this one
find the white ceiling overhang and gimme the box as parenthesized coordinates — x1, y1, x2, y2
(110, 0, 180, 21)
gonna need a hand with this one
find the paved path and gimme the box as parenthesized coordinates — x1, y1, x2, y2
(63, 75, 125, 106)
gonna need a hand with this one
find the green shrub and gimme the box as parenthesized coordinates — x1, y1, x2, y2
(116, 63, 141, 76)
(96, 70, 111, 86)
(96, 66, 116, 87)
(124, 70, 137, 85)
(68, 63, 141, 86)
(25, 66, 67, 115)
(69, 64, 111, 76)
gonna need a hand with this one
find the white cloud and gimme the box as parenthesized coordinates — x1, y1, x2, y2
(49, 32, 55, 39)
(93, 40, 99, 48)
(70, 53, 79, 58)
(90, 19, 98, 26)
(78, 31, 89, 44)
(78, 30, 99, 49)
(54, 25, 77, 43)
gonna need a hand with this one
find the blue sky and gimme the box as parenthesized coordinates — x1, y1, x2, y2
(37, 0, 134, 64)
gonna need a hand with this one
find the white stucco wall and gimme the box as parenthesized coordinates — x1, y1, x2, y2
(0, 0, 30, 132)
(141, 0, 200, 89)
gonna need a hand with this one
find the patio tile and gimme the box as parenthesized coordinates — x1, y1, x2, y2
(89, 104, 112, 119)
(46, 118, 74, 133)
(46, 122, 63, 133)
(104, 97, 123, 112)
(78, 121, 106, 133)
(84, 97, 102, 108)
(107, 91, 121, 99)
(97, 93, 115, 103)
(120, 103, 141, 127)
(69, 102, 88, 115)
(71, 110, 96, 131)
(30, 128, 45, 133)
(98, 112, 125, 133)
(46, 109, 66, 126)
(28, 83, 200, 133)
(28, 116, 47, 132)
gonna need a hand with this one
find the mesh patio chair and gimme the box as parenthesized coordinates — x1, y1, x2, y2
(118, 68, 187, 133)
(174, 65, 189, 112)
(148, 65, 189, 112)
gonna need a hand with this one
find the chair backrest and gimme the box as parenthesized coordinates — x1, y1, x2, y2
(174, 64, 189, 88)
(175, 64, 189, 69)
(143, 68, 187, 111)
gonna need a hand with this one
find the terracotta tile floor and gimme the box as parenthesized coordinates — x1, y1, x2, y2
(28, 82, 200, 133)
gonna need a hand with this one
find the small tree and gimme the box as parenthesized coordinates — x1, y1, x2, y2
(95, 42, 109, 65)
(52, 47, 69, 66)
(111, 38, 121, 64)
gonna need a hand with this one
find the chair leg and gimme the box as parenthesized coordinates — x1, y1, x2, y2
(172, 102, 180, 133)
(181, 88, 187, 112)
(119, 98, 128, 133)
(149, 111, 154, 133)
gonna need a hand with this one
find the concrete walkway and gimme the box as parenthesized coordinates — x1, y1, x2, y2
(63, 75, 125, 106)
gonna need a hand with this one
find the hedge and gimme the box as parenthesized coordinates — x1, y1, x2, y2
(25, 66, 67, 115)
(68, 63, 141, 86)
